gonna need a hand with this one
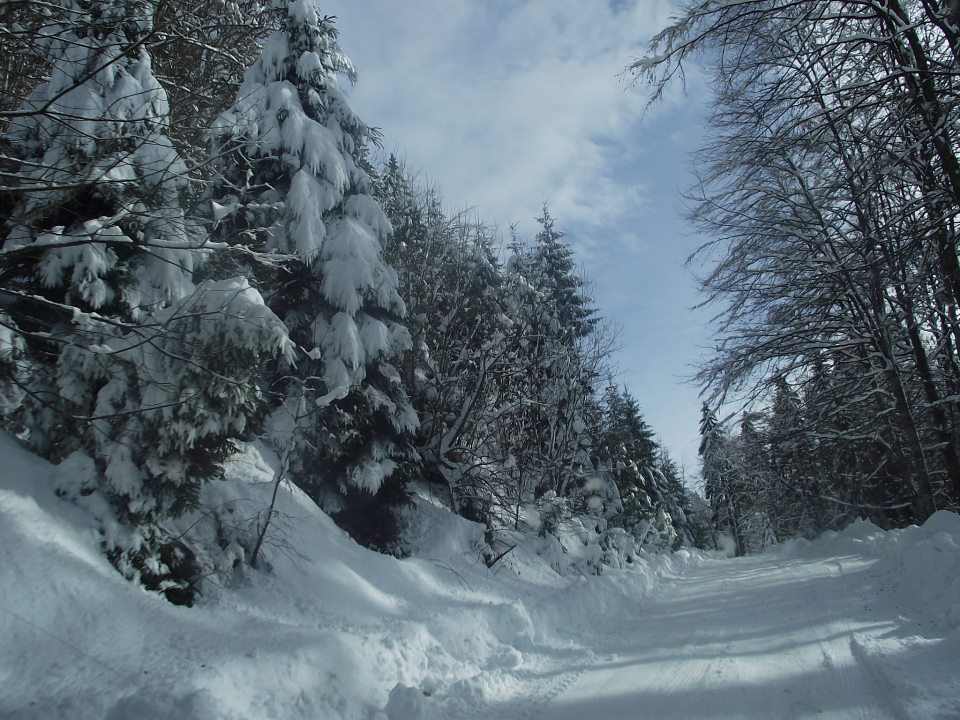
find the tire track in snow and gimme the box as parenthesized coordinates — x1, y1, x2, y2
(488, 553, 908, 720)
(846, 635, 911, 720)
(446, 647, 594, 720)
(815, 635, 886, 720)
(519, 660, 588, 720)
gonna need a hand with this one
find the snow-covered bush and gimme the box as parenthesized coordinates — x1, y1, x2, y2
(486, 486, 675, 577)
(55, 280, 292, 600)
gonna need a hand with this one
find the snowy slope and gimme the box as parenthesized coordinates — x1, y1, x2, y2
(0, 434, 699, 720)
(2, 431, 959, 719)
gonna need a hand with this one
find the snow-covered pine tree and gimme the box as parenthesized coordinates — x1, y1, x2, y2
(151, 0, 276, 157)
(502, 206, 597, 502)
(1, 0, 293, 601)
(529, 205, 595, 341)
(699, 402, 743, 554)
(76, 279, 293, 600)
(2, 0, 201, 461)
(654, 446, 695, 547)
(732, 412, 773, 553)
(2, 0, 201, 338)
(375, 155, 422, 267)
(596, 384, 662, 541)
(766, 377, 819, 536)
(2, 0, 201, 454)
(371, 153, 430, 394)
(212, 2, 417, 549)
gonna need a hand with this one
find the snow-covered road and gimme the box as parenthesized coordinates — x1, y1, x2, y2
(542, 554, 901, 720)
(466, 537, 960, 720)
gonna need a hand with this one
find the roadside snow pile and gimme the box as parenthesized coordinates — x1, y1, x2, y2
(783, 510, 960, 631)
(775, 508, 960, 720)
(0, 433, 701, 720)
(870, 511, 960, 631)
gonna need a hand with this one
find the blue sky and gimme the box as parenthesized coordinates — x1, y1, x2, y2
(324, 0, 713, 484)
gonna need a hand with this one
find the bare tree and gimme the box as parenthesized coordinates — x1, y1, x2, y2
(632, 0, 960, 523)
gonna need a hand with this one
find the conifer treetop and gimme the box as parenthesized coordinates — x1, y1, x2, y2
(4, 0, 201, 319)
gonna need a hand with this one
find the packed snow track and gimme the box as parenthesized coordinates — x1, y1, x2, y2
(515, 554, 903, 720)
(458, 518, 960, 720)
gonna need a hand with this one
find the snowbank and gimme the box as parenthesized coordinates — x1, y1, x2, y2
(0, 434, 699, 720)
(774, 510, 960, 719)
(780, 510, 960, 631)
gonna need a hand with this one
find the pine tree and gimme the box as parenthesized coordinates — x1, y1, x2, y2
(2, 0, 202, 466)
(767, 377, 820, 536)
(596, 384, 662, 540)
(212, 3, 417, 548)
(376, 154, 422, 268)
(3, 1, 199, 327)
(371, 153, 431, 394)
(503, 207, 598, 500)
(589, 384, 693, 548)
(699, 403, 743, 554)
(654, 445, 695, 548)
(0, 0, 200, 458)
(529, 205, 595, 341)
(733, 413, 773, 552)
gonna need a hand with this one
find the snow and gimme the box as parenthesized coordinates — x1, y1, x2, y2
(2, 433, 959, 719)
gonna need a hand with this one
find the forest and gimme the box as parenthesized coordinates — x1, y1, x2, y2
(4, 2, 960, 719)
(635, 0, 960, 553)
(1, 0, 959, 607)
(0, 0, 698, 605)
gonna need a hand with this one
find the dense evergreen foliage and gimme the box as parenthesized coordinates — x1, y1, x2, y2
(210, 4, 417, 549)
(0, 0, 694, 600)
(369, 157, 695, 553)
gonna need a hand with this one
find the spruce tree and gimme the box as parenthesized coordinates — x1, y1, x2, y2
(3, 1, 200, 327)
(212, 3, 416, 547)
(654, 445, 695, 548)
(0, 0, 199, 461)
(733, 413, 772, 552)
(3, 0, 201, 464)
(699, 403, 743, 554)
(597, 384, 672, 543)
(767, 377, 819, 535)
(605, 386, 656, 534)
(529, 205, 595, 341)
(504, 207, 597, 499)
(802, 354, 855, 528)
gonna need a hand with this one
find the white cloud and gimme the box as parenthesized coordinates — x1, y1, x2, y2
(325, 0, 675, 237)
